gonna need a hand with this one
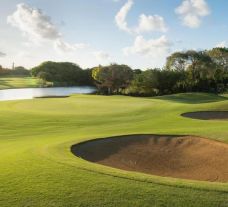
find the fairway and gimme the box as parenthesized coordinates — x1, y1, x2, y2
(0, 93, 228, 207)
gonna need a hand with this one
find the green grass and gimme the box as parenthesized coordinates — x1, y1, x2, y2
(0, 76, 40, 89)
(0, 93, 228, 207)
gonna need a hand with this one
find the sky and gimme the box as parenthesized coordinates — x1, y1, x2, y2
(0, 0, 228, 69)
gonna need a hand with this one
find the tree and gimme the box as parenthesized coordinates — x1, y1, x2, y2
(31, 61, 92, 86)
(126, 69, 184, 96)
(207, 47, 228, 71)
(92, 64, 133, 94)
(13, 66, 30, 76)
(126, 69, 160, 96)
(166, 50, 218, 92)
(166, 52, 188, 71)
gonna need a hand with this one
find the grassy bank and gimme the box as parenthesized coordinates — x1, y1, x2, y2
(0, 76, 40, 89)
(0, 93, 228, 207)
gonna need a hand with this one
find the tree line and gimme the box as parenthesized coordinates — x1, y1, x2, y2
(0, 65, 30, 76)
(92, 47, 228, 96)
(1, 47, 228, 95)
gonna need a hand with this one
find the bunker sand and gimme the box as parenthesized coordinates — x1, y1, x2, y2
(72, 135, 228, 182)
(182, 111, 228, 120)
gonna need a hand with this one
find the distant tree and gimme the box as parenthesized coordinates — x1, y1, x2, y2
(13, 66, 30, 76)
(31, 61, 92, 86)
(133, 69, 143, 75)
(126, 69, 184, 96)
(207, 47, 228, 71)
(207, 48, 228, 92)
(81, 69, 95, 86)
(92, 64, 133, 94)
(126, 69, 160, 96)
(166, 50, 218, 92)
(0, 65, 30, 77)
(166, 52, 188, 71)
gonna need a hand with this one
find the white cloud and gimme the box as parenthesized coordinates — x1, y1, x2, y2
(54, 39, 89, 53)
(123, 35, 172, 57)
(216, 41, 227, 48)
(175, 0, 210, 28)
(7, 3, 87, 53)
(93, 51, 110, 62)
(7, 3, 60, 41)
(115, 0, 167, 34)
(136, 14, 167, 33)
(115, 0, 133, 33)
(0, 52, 6, 57)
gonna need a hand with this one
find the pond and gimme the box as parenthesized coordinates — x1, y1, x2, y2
(0, 87, 96, 101)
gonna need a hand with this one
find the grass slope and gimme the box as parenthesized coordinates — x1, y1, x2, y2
(0, 77, 40, 89)
(0, 93, 228, 207)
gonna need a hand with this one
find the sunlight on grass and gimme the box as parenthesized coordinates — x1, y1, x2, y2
(0, 93, 228, 207)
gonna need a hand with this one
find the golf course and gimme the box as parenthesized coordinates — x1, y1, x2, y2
(0, 92, 228, 207)
(1, 0, 228, 206)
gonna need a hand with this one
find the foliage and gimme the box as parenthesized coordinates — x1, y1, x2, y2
(126, 69, 184, 96)
(165, 48, 228, 93)
(128, 47, 228, 96)
(31, 61, 94, 86)
(2, 47, 228, 95)
(0, 66, 30, 76)
(92, 64, 133, 94)
(90, 47, 228, 96)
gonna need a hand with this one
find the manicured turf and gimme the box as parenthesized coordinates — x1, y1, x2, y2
(0, 93, 228, 207)
(0, 77, 40, 89)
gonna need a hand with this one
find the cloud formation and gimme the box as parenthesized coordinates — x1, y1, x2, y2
(115, 0, 167, 34)
(54, 39, 89, 53)
(7, 3, 60, 41)
(123, 35, 172, 57)
(7, 3, 86, 53)
(115, 0, 133, 32)
(216, 41, 227, 48)
(93, 51, 110, 62)
(175, 0, 210, 28)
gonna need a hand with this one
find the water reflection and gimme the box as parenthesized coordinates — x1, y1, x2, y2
(0, 87, 96, 101)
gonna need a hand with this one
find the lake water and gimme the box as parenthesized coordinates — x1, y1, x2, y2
(0, 87, 96, 101)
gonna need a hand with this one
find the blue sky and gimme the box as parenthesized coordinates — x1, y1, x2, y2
(0, 0, 228, 69)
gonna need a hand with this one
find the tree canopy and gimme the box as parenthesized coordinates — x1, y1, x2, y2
(92, 64, 133, 94)
(2, 47, 228, 96)
(31, 61, 94, 86)
(0, 66, 30, 76)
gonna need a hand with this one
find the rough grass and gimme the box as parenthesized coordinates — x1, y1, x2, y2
(0, 77, 40, 89)
(0, 93, 228, 207)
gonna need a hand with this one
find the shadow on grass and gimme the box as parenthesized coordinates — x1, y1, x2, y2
(152, 93, 228, 104)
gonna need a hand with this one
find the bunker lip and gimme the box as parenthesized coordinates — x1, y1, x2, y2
(35, 96, 70, 99)
(181, 111, 228, 120)
(71, 135, 228, 183)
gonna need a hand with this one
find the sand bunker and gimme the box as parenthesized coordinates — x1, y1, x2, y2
(71, 135, 228, 182)
(182, 111, 228, 120)
(35, 96, 69, 98)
